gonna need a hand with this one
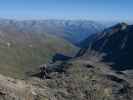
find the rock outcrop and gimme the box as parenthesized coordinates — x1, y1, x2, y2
(0, 74, 49, 100)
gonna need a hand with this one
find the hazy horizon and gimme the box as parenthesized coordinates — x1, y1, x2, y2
(0, 0, 132, 22)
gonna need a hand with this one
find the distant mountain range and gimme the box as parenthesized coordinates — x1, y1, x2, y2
(77, 22, 133, 70)
(0, 19, 105, 44)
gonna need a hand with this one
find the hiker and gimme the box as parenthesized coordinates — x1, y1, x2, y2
(40, 64, 48, 79)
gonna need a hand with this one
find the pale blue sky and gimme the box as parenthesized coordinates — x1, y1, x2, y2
(0, 0, 132, 21)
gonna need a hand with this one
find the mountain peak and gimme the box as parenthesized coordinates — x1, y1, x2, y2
(101, 22, 128, 37)
(113, 22, 128, 30)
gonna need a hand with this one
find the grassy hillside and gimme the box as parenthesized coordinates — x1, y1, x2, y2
(0, 34, 78, 79)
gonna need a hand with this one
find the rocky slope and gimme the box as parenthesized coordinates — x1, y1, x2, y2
(0, 55, 133, 100)
(77, 23, 133, 70)
(0, 74, 51, 100)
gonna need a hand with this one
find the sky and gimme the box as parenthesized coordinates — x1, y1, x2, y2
(0, 0, 132, 21)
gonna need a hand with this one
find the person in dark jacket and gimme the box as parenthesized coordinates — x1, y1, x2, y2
(40, 64, 48, 79)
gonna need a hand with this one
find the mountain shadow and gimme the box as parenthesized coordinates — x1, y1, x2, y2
(52, 53, 72, 63)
